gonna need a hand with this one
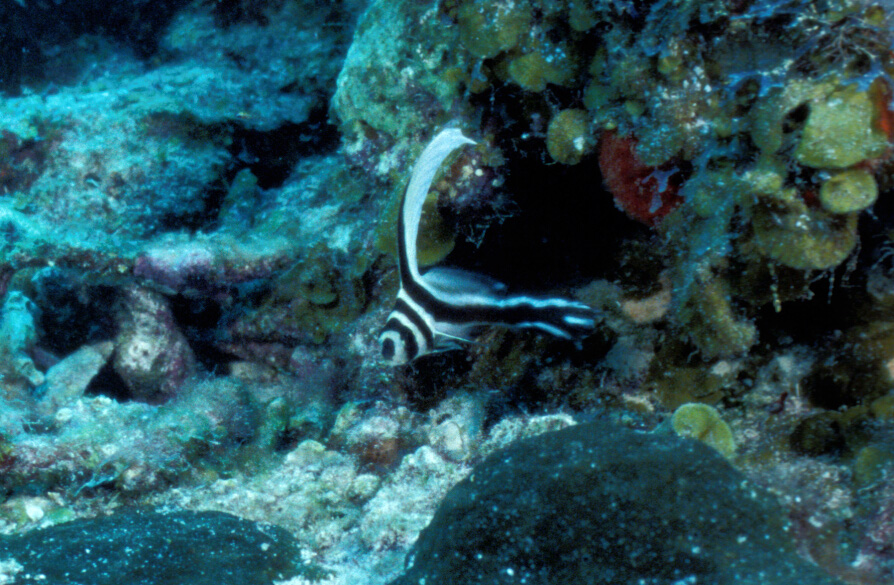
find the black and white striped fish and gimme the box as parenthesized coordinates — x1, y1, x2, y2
(379, 128, 598, 365)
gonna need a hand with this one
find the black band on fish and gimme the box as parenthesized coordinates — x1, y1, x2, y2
(381, 316, 420, 364)
(379, 128, 598, 365)
(393, 297, 434, 351)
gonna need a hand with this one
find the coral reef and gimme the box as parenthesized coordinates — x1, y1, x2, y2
(334, 0, 894, 374)
(328, 1, 894, 580)
(0, 0, 893, 584)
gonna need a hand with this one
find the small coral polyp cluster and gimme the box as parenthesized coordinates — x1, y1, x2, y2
(431, 0, 893, 359)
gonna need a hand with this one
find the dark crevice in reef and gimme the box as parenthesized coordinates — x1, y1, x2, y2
(227, 100, 341, 190)
(169, 294, 242, 374)
(85, 361, 131, 401)
(399, 353, 474, 410)
(751, 280, 862, 349)
(451, 84, 649, 291)
(31, 270, 118, 357)
(173, 102, 341, 233)
(1, 0, 191, 95)
(444, 145, 646, 291)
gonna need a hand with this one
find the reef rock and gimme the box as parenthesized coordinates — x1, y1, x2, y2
(390, 420, 842, 585)
(37, 341, 114, 414)
(0, 508, 325, 584)
(113, 286, 195, 402)
(0, 291, 43, 391)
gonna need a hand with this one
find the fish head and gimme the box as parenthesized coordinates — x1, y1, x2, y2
(378, 325, 413, 365)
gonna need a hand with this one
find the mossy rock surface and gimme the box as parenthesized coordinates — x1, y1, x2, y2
(853, 445, 894, 488)
(457, 0, 531, 59)
(819, 169, 878, 214)
(680, 277, 757, 359)
(672, 402, 736, 458)
(753, 203, 857, 270)
(794, 84, 889, 169)
(509, 50, 573, 92)
(390, 420, 844, 585)
(546, 108, 591, 165)
(651, 363, 727, 408)
(790, 412, 846, 456)
(0, 508, 326, 584)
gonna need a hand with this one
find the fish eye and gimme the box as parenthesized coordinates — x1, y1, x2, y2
(381, 338, 395, 360)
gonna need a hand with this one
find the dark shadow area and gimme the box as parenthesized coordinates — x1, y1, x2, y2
(31, 268, 118, 357)
(84, 361, 130, 401)
(169, 293, 242, 374)
(443, 144, 645, 292)
(226, 102, 342, 190)
(166, 103, 341, 233)
(401, 351, 474, 411)
(1, 0, 191, 95)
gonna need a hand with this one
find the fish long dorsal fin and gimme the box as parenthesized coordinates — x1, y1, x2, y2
(379, 127, 599, 366)
(399, 129, 476, 285)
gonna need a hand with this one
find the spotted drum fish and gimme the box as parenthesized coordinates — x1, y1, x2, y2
(379, 128, 598, 365)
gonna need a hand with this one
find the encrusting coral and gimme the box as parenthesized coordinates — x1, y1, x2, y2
(672, 402, 737, 459)
(335, 0, 894, 368)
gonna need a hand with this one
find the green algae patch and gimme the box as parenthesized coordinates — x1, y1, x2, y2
(794, 84, 889, 168)
(389, 420, 844, 585)
(853, 445, 894, 489)
(508, 49, 573, 92)
(680, 277, 757, 359)
(546, 109, 591, 165)
(819, 168, 878, 214)
(0, 508, 327, 584)
(753, 201, 857, 270)
(672, 402, 736, 458)
(745, 156, 788, 197)
(790, 412, 846, 456)
(870, 392, 894, 419)
(583, 79, 614, 114)
(457, 0, 531, 59)
(652, 363, 727, 410)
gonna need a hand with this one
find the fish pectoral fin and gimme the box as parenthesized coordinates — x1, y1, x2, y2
(435, 330, 475, 345)
(434, 320, 487, 344)
(431, 334, 486, 355)
(429, 339, 464, 354)
(421, 267, 509, 297)
(429, 329, 480, 354)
